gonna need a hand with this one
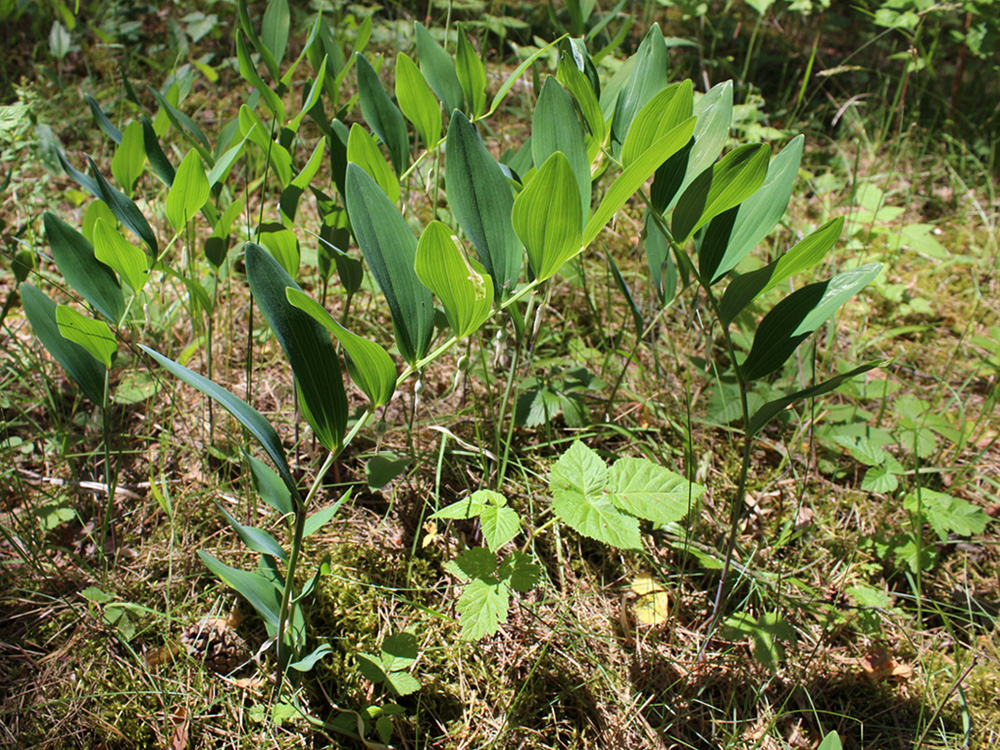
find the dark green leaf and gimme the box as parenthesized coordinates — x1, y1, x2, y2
(261, 0, 290, 68)
(366, 454, 411, 491)
(216, 502, 288, 561)
(247, 453, 294, 516)
(44, 212, 124, 323)
(86, 95, 122, 144)
(531, 76, 590, 217)
(415, 22, 464, 113)
(611, 24, 668, 144)
(355, 53, 410, 176)
(86, 156, 159, 253)
(198, 550, 282, 630)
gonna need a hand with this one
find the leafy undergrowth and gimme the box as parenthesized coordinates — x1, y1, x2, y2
(2, 5, 999, 750)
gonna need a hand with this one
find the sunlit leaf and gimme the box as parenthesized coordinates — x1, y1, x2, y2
(44, 212, 124, 324)
(111, 120, 145, 196)
(166, 150, 210, 231)
(93, 218, 148, 293)
(396, 52, 442, 149)
(347, 123, 399, 204)
(531, 76, 590, 217)
(455, 26, 487, 118)
(513, 152, 582, 281)
(621, 80, 692, 168)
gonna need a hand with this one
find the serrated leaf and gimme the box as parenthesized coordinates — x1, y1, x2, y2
(246, 242, 348, 454)
(445, 112, 521, 297)
(448, 547, 497, 581)
(497, 550, 540, 593)
(904, 490, 989, 538)
(356, 53, 409, 176)
(607, 457, 704, 525)
(456, 578, 509, 640)
(741, 264, 881, 382)
(550, 441, 608, 498)
(93, 218, 148, 293)
(514, 152, 583, 282)
(286, 287, 397, 408)
(833, 435, 889, 466)
(345, 163, 435, 364)
(55, 306, 116, 369)
(672, 142, 771, 245)
(415, 221, 494, 338)
(396, 52, 441, 149)
(140, 345, 297, 497)
(553, 488, 642, 550)
(198, 550, 282, 629)
(44, 212, 124, 324)
(431, 489, 502, 520)
(21, 284, 106, 404)
(480, 505, 520, 552)
(386, 670, 421, 696)
(381, 632, 418, 672)
(166, 150, 210, 231)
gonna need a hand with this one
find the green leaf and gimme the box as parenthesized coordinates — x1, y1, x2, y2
(111, 120, 145, 196)
(513, 152, 582, 282)
(700, 136, 803, 283)
(86, 156, 159, 253)
(55, 305, 116, 369)
(741, 264, 882, 382)
(198, 550, 282, 630)
(149, 87, 213, 158)
(611, 24, 668, 144)
(216, 502, 288, 561)
(93, 218, 148, 293)
(396, 52, 442, 149)
(236, 32, 286, 123)
(366, 454, 411, 491)
(531, 77, 590, 217)
(86, 95, 122, 144)
(498, 550, 541, 592)
(719, 216, 843, 326)
(672, 143, 771, 245)
(415, 220, 494, 338)
(446, 112, 521, 297)
(607, 457, 704, 525)
(485, 35, 565, 119)
(457, 578, 509, 640)
(255, 222, 299, 277)
(386, 670, 421, 697)
(355, 53, 410, 176)
(817, 731, 842, 750)
(583, 116, 695, 248)
(286, 287, 397, 408)
(431, 489, 503, 520)
(381, 631, 418, 672)
(347, 123, 399, 204)
(549, 441, 641, 550)
(238, 0, 280, 82)
(480, 505, 520, 552)
(344, 164, 435, 364)
(303, 491, 349, 538)
(239, 105, 292, 186)
(289, 643, 333, 672)
(44, 212, 124, 324)
(414, 22, 464, 114)
(904, 490, 989, 538)
(747, 361, 885, 438)
(140, 345, 298, 497)
(557, 52, 606, 144)
(289, 56, 327, 135)
(245, 242, 348, 454)
(21, 284, 106, 404)
(142, 116, 176, 186)
(455, 26, 487, 119)
(280, 139, 326, 221)
(446, 547, 497, 582)
(247, 453, 294, 516)
(621, 80, 692, 168)
(261, 0, 290, 68)
(166, 150, 210, 232)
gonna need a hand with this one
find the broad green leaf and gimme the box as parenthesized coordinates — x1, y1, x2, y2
(415, 221, 494, 338)
(55, 306, 115, 370)
(498, 550, 541, 592)
(651, 80, 733, 213)
(82, 200, 116, 244)
(719, 216, 843, 326)
(166, 150, 210, 232)
(607, 457, 704, 525)
(303, 491, 350, 538)
(245, 242, 348, 454)
(456, 26, 487, 119)
(381, 631, 419, 672)
(198, 550, 281, 629)
(236, 32, 286, 123)
(513, 152, 582, 281)
(480, 505, 520, 553)
(356, 53, 409, 176)
(456, 578, 509, 640)
(207, 127, 252, 188)
(238, 0, 280, 82)
(611, 24, 668, 144)
(747, 361, 885, 438)
(447, 548, 499, 581)
(261, 0, 290, 68)
(344, 164, 435, 364)
(644, 209, 677, 303)
(904, 490, 989, 538)
(431, 489, 505, 519)
(140, 345, 298, 496)
(445, 112, 521, 297)
(583, 116, 696, 248)
(531, 77, 590, 217)
(347, 123, 399, 204)
(21, 284, 105, 404)
(741, 264, 882, 381)
(247, 453, 294, 516)
(386, 671, 421, 697)
(286, 287, 397, 408)
(557, 52, 606, 145)
(549, 441, 642, 550)
(44, 212, 124, 324)
(396, 52, 442, 149)
(366, 454, 411, 491)
(700, 136, 804, 283)
(86, 156, 159, 253)
(672, 143, 771, 245)
(92, 218, 148, 293)
(414, 22, 463, 113)
(141, 115, 176, 186)
(216, 502, 287, 561)
(111, 120, 145, 196)
(621, 80, 693, 168)
(817, 731, 842, 750)
(255, 222, 299, 277)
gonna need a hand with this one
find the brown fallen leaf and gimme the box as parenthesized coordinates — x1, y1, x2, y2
(169, 706, 189, 750)
(860, 647, 912, 682)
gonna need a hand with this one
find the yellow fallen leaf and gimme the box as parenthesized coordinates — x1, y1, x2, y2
(632, 574, 670, 626)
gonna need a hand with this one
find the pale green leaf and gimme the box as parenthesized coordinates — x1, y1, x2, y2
(904, 490, 990, 538)
(56, 305, 116, 369)
(166, 150, 210, 231)
(621, 80, 693, 168)
(607, 457, 704, 525)
(456, 26, 487, 119)
(479, 505, 520, 552)
(513, 152, 583, 281)
(44, 212, 124, 323)
(111, 120, 145, 196)
(93, 218, 148, 293)
(347, 123, 399, 204)
(396, 52, 442, 149)
(457, 578, 509, 640)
